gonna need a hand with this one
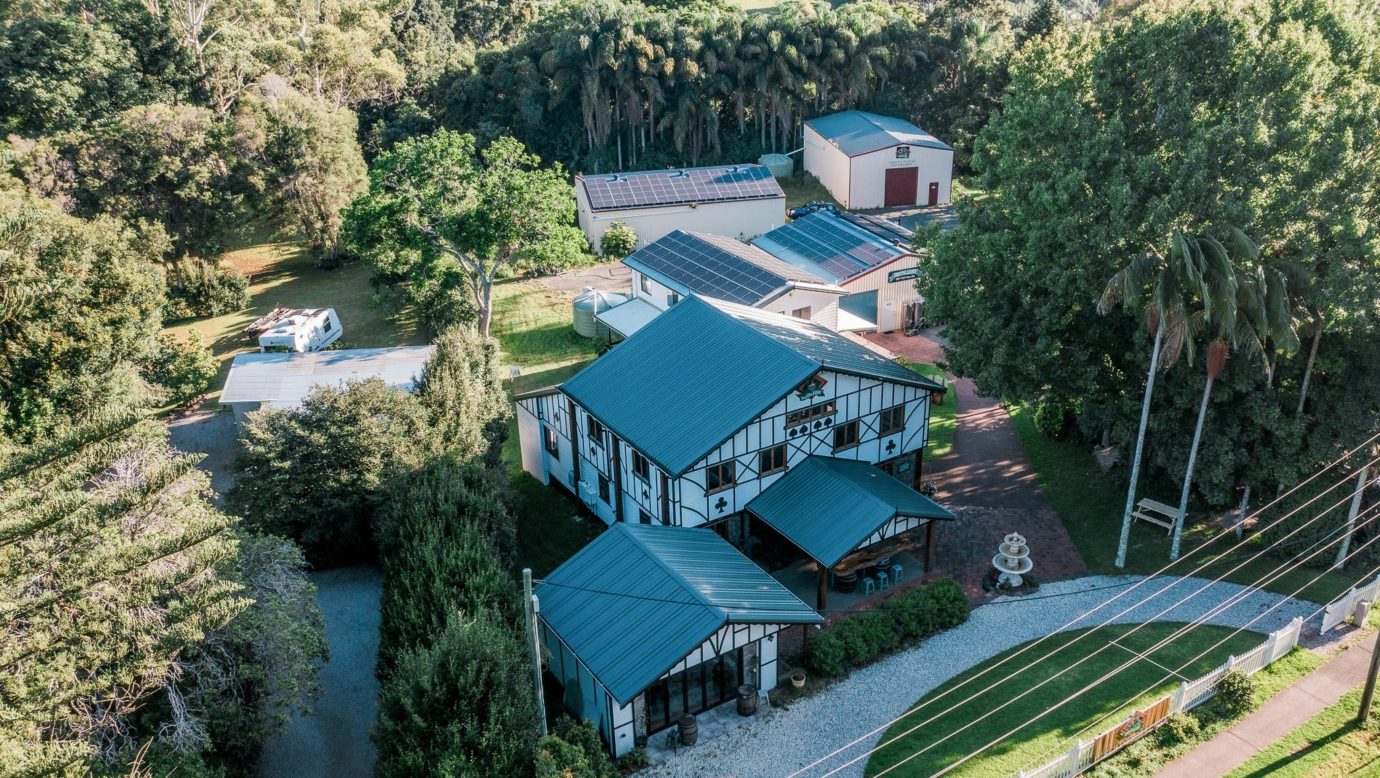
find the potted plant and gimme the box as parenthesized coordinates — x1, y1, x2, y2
(790, 668, 806, 688)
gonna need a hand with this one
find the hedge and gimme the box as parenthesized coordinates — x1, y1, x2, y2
(806, 578, 969, 678)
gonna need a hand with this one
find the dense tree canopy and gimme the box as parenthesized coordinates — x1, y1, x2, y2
(921, 0, 1380, 507)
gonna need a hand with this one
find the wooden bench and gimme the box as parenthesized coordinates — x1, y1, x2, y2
(1132, 498, 1182, 534)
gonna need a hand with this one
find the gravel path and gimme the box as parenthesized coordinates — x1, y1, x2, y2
(641, 576, 1319, 778)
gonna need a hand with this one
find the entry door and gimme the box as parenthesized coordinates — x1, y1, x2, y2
(884, 167, 919, 207)
(927, 181, 940, 206)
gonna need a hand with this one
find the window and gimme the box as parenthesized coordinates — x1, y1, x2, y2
(544, 427, 560, 459)
(598, 475, 611, 504)
(786, 401, 836, 427)
(759, 444, 787, 476)
(639, 510, 653, 525)
(587, 416, 604, 444)
(632, 451, 650, 482)
(706, 461, 736, 493)
(833, 420, 860, 451)
(667, 292, 681, 306)
(639, 273, 652, 294)
(879, 405, 906, 437)
(791, 306, 812, 320)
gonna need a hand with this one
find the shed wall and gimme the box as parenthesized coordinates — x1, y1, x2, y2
(847, 145, 953, 210)
(803, 125, 854, 207)
(580, 196, 785, 253)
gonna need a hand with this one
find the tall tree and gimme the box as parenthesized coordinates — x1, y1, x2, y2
(0, 409, 245, 772)
(343, 130, 575, 336)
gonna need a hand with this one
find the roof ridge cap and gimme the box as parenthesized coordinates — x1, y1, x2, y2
(811, 456, 894, 514)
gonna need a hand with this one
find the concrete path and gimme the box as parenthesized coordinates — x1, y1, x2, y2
(1156, 632, 1376, 778)
(641, 576, 1317, 778)
(259, 566, 383, 778)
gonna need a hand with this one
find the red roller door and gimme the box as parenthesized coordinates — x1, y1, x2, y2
(884, 167, 919, 207)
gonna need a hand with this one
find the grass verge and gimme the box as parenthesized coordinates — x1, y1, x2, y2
(866, 622, 1309, 778)
(907, 361, 955, 459)
(1007, 404, 1355, 605)
(1225, 686, 1380, 778)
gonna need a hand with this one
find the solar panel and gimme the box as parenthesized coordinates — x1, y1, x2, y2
(627, 231, 793, 306)
(837, 212, 914, 247)
(756, 212, 904, 281)
(581, 165, 785, 212)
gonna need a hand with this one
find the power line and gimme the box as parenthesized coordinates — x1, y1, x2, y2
(882, 515, 1380, 778)
(788, 441, 1380, 778)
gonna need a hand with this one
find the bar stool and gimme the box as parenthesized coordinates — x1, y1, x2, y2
(862, 576, 875, 596)
(876, 570, 890, 590)
(891, 563, 904, 584)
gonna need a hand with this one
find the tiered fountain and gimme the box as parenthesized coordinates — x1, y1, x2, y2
(992, 532, 1033, 588)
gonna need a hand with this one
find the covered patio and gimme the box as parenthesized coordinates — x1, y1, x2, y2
(745, 456, 957, 611)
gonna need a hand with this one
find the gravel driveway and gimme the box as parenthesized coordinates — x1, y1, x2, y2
(641, 576, 1319, 778)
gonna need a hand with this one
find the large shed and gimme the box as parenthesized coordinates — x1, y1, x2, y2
(575, 164, 786, 253)
(803, 111, 953, 210)
(219, 345, 434, 425)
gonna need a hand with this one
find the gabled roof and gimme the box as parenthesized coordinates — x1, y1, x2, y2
(577, 164, 785, 212)
(220, 346, 434, 406)
(806, 111, 953, 157)
(746, 456, 956, 568)
(560, 296, 942, 476)
(752, 211, 911, 284)
(536, 524, 820, 705)
(623, 230, 842, 307)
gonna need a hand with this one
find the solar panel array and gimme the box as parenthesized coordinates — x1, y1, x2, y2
(838, 211, 914, 247)
(759, 212, 901, 280)
(627, 231, 790, 306)
(582, 165, 784, 211)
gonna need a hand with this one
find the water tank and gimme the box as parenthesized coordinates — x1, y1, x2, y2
(758, 153, 794, 178)
(572, 287, 629, 338)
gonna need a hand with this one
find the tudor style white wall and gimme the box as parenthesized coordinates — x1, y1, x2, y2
(576, 184, 786, 253)
(516, 367, 932, 530)
(540, 618, 787, 757)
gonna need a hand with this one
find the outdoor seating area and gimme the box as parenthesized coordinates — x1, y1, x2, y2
(642, 692, 769, 766)
(771, 550, 928, 615)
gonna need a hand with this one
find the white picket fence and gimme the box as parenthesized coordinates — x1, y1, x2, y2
(1321, 574, 1380, 633)
(1016, 617, 1304, 778)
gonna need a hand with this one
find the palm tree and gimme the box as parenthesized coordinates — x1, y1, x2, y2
(1099, 230, 1224, 568)
(1168, 228, 1295, 561)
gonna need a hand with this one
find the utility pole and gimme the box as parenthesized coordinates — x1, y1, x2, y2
(1357, 627, 1380, 725)
(523, 568, 549, 737)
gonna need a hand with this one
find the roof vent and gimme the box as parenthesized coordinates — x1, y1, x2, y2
(668, 170, 687, 178)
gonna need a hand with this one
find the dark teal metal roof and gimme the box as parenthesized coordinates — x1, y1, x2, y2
(536, 524, 820, 705)
(746, 456, 956, 568)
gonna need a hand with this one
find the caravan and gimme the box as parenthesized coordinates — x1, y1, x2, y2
(250, 307, 343, 353)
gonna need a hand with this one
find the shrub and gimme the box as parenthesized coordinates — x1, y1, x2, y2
(1032, 398, 1069, 439)
(536, 734, 597, 778)
(615, 747, 649, 773)
(548, 716, 617, 777)
(165, 257, 250, 319)
(524, 224, 595, 275)
(1154, 712, 1201, 747)
(806, 579, 969, 678)
(373, 608, 539, 778)
(142, 331, 217, 405)
(1209, 670, 1255, 717)
(600, 221, 637, 259)
(416, 279, 478, 338)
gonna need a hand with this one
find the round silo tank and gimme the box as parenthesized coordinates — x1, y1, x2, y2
(757, 153, 794, 178)
(572, 287, 629, 338)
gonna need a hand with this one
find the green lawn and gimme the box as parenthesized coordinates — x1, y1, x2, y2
(165, 239, 422, 404)
(1227, 687, 1380, 778)
(779, 172, 838, 210)
(908, 361, 955, 458)
(1007, 404, 1356, 605)
(866, 623, 1276, 778)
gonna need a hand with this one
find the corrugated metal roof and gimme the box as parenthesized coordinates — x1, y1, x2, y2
(594, 297, 662, 339)
(561, 297, 942, 476)
(578, 164, 785, 212)
(537, 524, 820, 705)
(746, 456, 956, 567)
(806, 111, 953, 157)
(752, 211, 908, 284)
(220, 346, 435, 405)
(624, 230, 841, 307)
(838, 212, 915, 247)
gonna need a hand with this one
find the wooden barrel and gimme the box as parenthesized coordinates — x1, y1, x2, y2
(737, 685, 758, 716)
(679, 713, 698, 746)
(835, 570, 858, 592)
